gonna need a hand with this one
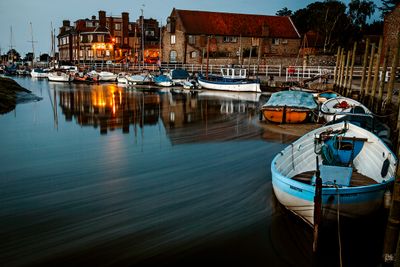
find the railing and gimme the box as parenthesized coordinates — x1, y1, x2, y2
(70, 62, 398, 81)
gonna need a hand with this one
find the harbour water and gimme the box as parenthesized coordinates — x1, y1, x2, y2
(0, 77, 386, 266)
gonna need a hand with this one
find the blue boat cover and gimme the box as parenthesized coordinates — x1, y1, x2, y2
(265, 91, 317, 109)
(171, 69, 190, 79)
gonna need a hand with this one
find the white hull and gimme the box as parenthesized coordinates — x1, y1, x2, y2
(320, 96, 371, 122)
(271, 122, 397, 226)
(98, 72, 117, 82)
(31, 69, 48, 78)
(48, 72, 72, 82)
(198, 79, 261, 92)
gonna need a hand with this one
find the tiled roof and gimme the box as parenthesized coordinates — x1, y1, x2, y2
(174, 9, 300, 39)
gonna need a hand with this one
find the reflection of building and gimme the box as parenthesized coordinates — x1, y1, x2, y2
(159, 90, 263, 144)
(58, 85, 160, 134)
(57, 10, 160, 64)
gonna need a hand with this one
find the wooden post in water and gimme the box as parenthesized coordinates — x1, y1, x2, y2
(377, 46, 389, 113)
(334, 46, 341, 86)
(347, 42, 357, 97)
(338, 49, 346, 94)
(343, 50, 351, 96)
(364, 43, 376, 103)
(360, 38, 370, 100)
(370, 36, 383, 108)
(386, 35, 400, 113)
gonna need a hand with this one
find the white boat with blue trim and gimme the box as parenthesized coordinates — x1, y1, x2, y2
(271, 121, 396, 226)
(198, 68, 261, 92)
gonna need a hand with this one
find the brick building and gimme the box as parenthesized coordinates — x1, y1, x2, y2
(161, 9, 301, 65)
(57, 11, 160, 64)
(383, 3, 400, 64)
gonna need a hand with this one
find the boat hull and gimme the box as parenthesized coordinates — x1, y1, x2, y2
(198, 77, 261, 92)
(271, 122, 396, 226)
(262, 107, 311, 123)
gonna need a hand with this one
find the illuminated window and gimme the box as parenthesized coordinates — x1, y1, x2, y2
(170, 35, 176, 44)
(115, 23, 121, 30)
(98, 35, 104, 42)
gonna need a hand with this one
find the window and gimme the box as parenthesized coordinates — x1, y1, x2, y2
(251, 38, 260, 47)
(170, 50, 177, 62)
(88, 35, 93, 43)
(98, 35, 104, 42)
(188, 35, 195, 45)
(86, 21, 93, 27)
(170, 35, 176, 44)
(79, 50, 83, 57)
(145, 30, 155, 37)
(190, 51, 197, 58)
(115, 23, 121, 30)
(223, 36, 238, 43)
(105, 50, 110, 56)
(272, 38, 280, 45)
(97, 50, 102, 57)
(79, 35, 83, 42)
(88, 50, 93, 57)
(115, 37, 121, 44)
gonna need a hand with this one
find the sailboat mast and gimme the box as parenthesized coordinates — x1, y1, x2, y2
(29, 22, 36, 67)
(9, 26, 14, 62)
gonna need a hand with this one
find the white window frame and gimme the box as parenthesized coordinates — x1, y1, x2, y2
(170, 34, 176, 45)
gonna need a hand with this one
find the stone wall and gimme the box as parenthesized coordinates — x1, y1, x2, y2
(383, 4, 400, 64)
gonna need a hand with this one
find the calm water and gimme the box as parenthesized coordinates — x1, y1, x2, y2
(0, 77, 385, 267)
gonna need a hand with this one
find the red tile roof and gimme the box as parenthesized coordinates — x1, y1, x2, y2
(174, 9, 300, 39)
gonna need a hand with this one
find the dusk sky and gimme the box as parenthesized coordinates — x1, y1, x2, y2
(0, 0, 383, 57)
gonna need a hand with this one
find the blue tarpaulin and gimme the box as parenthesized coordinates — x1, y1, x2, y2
(264, 90, 317, 109)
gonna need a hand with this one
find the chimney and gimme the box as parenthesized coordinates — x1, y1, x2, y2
(63, 20, 70, 27)
(99, 10, 106, 27)
(92, 15, 96, 20)
(122, 12, 129, 45)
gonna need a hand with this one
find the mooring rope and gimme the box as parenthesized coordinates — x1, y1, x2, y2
(335, 184, 343, 267)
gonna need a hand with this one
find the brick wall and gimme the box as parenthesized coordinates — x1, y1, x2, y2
(383, 5, 400, 64)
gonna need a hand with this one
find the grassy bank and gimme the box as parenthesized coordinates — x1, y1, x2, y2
(0, 76, 34, 114)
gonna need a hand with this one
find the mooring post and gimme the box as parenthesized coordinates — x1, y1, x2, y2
(364, 43, 376, 103)
(347, 42, 357, 97)
(343, 50, 351, 96)
(338, 49, 346, 94)
(370, 36, 383, 108)
(360, 38, 370, 101)
(377, 46, 389, 114)
(334, 46, 341, 86)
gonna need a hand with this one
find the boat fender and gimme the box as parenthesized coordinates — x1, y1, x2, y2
(381, 158, 390, 177)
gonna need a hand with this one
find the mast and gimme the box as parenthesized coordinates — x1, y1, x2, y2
(28, 22, 37, 67)
(9, 26, 14, 63)
(141, 6, 145, 68)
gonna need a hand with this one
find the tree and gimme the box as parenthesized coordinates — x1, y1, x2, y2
(292, 1, 351, 52)
(379, 0, 400, 17)
(276, 7, 293, 16)
(348, 0, 376, 30)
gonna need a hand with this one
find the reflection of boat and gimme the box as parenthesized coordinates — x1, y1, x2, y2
(198, 68, 261, 92)
(197, 90, 262, 103)
(320, 96, 371, 123)
(271, 121, 396, 226)
(261, 91, 317, 123)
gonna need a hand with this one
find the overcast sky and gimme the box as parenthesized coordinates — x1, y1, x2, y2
(0, 0, 382, 56)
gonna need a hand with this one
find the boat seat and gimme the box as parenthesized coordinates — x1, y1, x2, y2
(312, 165, 353, 187)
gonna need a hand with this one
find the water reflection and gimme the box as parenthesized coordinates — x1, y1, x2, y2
(55, 83, 268, 143)
(0, 78, 383, 267)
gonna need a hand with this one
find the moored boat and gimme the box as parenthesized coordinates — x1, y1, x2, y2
(320, 96, 371, 123)
(31, 68, 48, 78)
(198, 68, 261, 92)
(271, 121, 397, 226)
(153, 74, 173, 87)
(48, 70, 73, 82)
(260, 90, 318, 123)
